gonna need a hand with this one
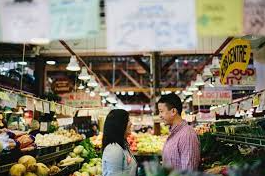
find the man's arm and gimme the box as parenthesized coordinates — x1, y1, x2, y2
(179, 129, 200, 171)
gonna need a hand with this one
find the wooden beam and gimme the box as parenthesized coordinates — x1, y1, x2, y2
(109, 87, 183, 93)
(162, 57, 176, 75)
(114, 76, 122, 86)
(120, 69, 151, 99)
(133, 56, 150, 73)
(99, 74, 112, 87)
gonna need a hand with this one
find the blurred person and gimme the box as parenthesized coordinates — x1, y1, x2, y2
(102, 109, 137, 176)
(91, 123, 99, 136)
(158, 93, 200, 171)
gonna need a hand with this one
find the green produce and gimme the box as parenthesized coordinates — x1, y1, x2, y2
(0, 141, 3, 153)
(73, 145, 84, 155)
(80, 139, 98, 162)
(10, 164, 26, 176)
(81, 149, 89, 158)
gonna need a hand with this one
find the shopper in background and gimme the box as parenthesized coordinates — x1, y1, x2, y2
(158, 93, 200, 171)
(91, 123, 99, 136)
(102, 109, 137, 176)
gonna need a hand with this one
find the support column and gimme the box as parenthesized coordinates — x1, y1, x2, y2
(150, 52, 161, 135)
(34, 57, 45, 97)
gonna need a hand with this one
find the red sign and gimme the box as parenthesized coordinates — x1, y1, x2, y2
(224, 68, 256, 85)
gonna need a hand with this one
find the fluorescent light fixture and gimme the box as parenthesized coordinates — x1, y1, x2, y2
(121, 91, 126, 96)
(18, 61, 27, 66)
(128, 91, 134, 96)
(31, 38, 50, 44)
(46, 60, 56, 65)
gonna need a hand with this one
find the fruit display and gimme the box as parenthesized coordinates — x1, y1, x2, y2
(195, 124, 211, 135)
(89, 133, 103, 149)
(72, 158, 102, 176)
(35, 129, 83, 147)
(160, 124, 170, 135)
(9, 155, 61, 176)
(127, 133, 167, 154)
(58, 145, 86, 167)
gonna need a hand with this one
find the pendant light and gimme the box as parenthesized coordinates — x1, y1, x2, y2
(194, 74, 205, 86)
(202, 65, 213, 79)
(66, 55, 80, 71)
(87, 76, 98, 87)
(210, 56, 220, 73)
(78, 67, 91, 80)
(187, 81, 199, 92)
(99, 88, 110, 97)
(78, 82, 85, 90)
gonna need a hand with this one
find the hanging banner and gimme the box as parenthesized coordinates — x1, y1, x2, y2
(106, 0, 197, 52)
(1, 93, 17, 108)
(55, 104, 62, 115)
(35, 100, 44, 113)
(220, 39, 251, 84)
(193, 90, 232, 106)
(223, 68, 256, 86)
(0, 0, 49, 43)
(17, 95, 26, 107)
(197, 0, 243, 36)
(0, 91, 10, 101)
(50, 101, 56, 112)
(229, 104, 238, 116)
(50, 0, 100, 40)
(26, 97, 35, 111)
(60, 92, 101, 108)
(244, 0, 265, 35)
(43, 102, 50, 114)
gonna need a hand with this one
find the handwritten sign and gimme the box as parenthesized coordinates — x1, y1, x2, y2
(193, 90, 232, 106)
(197, 0, 243, 36)
(60, 92, 101, 108)
(50, 0, 100, 40)
(244, 0, 265, 35)
(26, 97, 34, 111)
(52, 78, 73, 94)
(43, 102, 50, 114)
(106, 0, 197, 52)
(220, 39, 251, 84)
(0, 0, 49, 43)
(35, 100, 44, 113)
(224, 68, 256, 86)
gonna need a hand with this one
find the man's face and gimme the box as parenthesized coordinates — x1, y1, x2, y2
(158, 103, 175, 126)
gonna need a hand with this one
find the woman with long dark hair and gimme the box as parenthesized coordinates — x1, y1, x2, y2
(102, 109, 137, 176)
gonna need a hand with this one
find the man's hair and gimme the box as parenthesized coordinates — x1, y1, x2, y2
(158, 93, 182, 115)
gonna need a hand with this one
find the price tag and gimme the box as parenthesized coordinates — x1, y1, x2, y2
(40, 122, 48, 132)
(56, 146, 60, 152)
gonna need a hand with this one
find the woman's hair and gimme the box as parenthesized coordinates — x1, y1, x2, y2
(102, 109, 129, 151)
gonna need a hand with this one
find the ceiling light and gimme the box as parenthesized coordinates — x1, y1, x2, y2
(165, 91, 172, 94)
(30, 38, 50, 44)
(87, 76, 98, 87)
(128, 91, 134, 96)
(85, 88, 90, 93)
(46, 60, 56, 65)
(99, 88, 110, 97)
(106, 95, 118, 104)
(101, 98, 107, 104)
(121, 91, 126, 96)
(66, 55, 80, 71)
(202, 65, 213, 79)
(183, 90, 193, 96)
(78, 66, 91, 80)
(175, 90, 180, 95)
(210, 56, 220, 72)
(90, 91, 96, 97)
(18, 61, 27, 66)
(144, 104, 151, 111)
(187, 81, 199, 92)
(116, 91, 120, 95)
(197, 91, 203, 96)
(195, 74, 205, 86)
(161, 91, 166, 95)
(78, 83, 85, 90)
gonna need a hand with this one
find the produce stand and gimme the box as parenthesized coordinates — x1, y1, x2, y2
(0, 142, 78, 175)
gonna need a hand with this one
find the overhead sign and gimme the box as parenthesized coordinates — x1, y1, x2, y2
(106, 0, 197, 52)
(197, 0, 243, 36)
(50, 0, 100, 40)
(60, 92, 101, 108)
(52, 78, 73, 94)
(244, 0, 265, 35)
(193, 90, 232, 106)
(0, 0, 50, 43)
(224, 68, 256, 86)
(220, 39, 251, 84)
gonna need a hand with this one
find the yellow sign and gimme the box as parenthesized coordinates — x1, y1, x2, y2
(220, 39, 251, 84)
(197, 0, 243, 36)
(253, 94, 260, 107)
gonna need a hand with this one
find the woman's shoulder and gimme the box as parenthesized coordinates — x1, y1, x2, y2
(103, 143, 124, 155)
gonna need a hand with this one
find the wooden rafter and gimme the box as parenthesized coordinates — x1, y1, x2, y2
(120, 69, 151, 99)
(99, 74, 112, 87)
(133, 56, 150, 74)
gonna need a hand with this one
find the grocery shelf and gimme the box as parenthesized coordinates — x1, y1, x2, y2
(0, 144, 75, 174)
(213, 133, 265, 147)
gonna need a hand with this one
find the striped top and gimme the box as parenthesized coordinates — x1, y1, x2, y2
(162, 120, 200, 171)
